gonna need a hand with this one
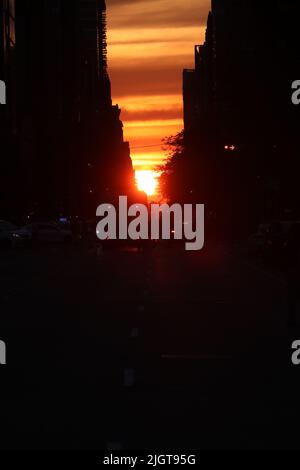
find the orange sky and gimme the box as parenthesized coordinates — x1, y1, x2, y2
(106, 0, 211, 170)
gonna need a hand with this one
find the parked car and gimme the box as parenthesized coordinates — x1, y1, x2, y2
(24, 221, 72, 243)
(0, 220, 32, 248)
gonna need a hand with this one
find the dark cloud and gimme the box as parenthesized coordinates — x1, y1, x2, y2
(109, 37, 182, 46)
(121, 107, 182, 121)
(107, 0, 210, 29)
(105, 0, 211, 166)
(110, 62, 185, 98)
(107, 0, 159, 5)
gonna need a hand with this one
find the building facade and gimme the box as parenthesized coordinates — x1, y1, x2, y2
(0, 0, 17, 218)
(183, 0, 300, 235)
(1, 0, 134, 219)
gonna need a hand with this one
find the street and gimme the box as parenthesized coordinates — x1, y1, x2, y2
(0, 242, 299, 449)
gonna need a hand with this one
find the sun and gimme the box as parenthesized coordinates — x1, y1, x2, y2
(135, 170, 158, 196)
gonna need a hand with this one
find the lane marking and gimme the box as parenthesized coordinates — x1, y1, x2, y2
(124, 368, 135, 387)
(106, 442, 123, 450)
(131, 328, 139, 338)
(96, 246, 103, 257)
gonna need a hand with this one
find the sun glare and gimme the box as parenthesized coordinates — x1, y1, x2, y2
(135, 170, 158, 196)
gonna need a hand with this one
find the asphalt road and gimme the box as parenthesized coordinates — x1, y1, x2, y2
(0, 241, 299, 449)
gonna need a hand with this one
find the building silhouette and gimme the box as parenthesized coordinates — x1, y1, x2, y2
(0, 0, 134, 219)
(0, 0, 17, 218)
(183, 0, 300, 236)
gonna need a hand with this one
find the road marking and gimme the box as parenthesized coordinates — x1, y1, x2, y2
(131, 328, 139, 338)
(106, 442, 123, 450)
(124, 368, 135, 387)
(96, 246, 103, 257)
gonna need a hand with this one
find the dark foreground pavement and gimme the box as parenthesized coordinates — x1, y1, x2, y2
(0, 242, 299, 449)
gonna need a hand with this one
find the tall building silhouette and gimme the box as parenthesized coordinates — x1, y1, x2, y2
(96, 0, 111, 108)
(0, 0, 17, 218)
(0, 0, 16, 132)
(0, 0, 134, 218)
(183, 0, 300, 235)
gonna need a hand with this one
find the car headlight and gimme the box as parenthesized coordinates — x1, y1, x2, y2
(12, 233, 21, 238)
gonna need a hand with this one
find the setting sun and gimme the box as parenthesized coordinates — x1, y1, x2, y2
(135, 170, 158, 196)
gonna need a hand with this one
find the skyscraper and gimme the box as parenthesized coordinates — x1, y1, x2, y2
(77, 0, 134, 210)
(96, 0, 111, 108)
(1, 0, 134, 218)
(182, 0, 300, 232)
(0, 0, 16, 130)
(0, 0, 17, 218)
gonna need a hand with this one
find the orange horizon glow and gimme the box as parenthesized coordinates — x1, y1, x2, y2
(106, 0, 210, 171)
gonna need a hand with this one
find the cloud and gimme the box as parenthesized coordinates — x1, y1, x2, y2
(122, 107, 182, 121)
(108, 0, 159, 5)
(110, 64, 184, 98)
(107, 0, 210, 29)
(106, 0, 211, 168)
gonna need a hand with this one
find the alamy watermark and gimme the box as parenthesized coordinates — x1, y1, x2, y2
(291, 340, 300, 365)
(0, 340, 6, 365)
(0, 80, 6, 104)
(96, 196, 205, 251)
(291, 80, 300, 105)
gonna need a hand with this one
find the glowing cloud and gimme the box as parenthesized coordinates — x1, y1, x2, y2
(106, 0, 210, 169)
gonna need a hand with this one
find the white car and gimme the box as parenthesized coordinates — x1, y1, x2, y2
(25, 222, 72, 243)
(0, 220, 32, 248)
